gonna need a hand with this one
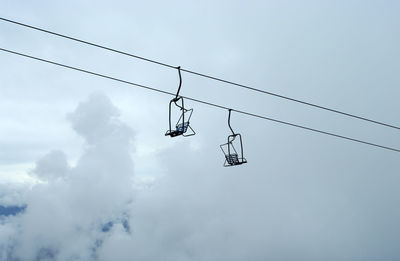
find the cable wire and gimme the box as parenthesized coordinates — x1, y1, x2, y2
(1, 17, 400, 131)
(1, 47, 399, 154)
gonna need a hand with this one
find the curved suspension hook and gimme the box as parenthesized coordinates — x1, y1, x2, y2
(172, 66, 186, 111)
(228, 109, 235, 135)
(174, 66, 182, 100)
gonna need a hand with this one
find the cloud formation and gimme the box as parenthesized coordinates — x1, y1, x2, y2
(2, 91, 400, 261)
(1, 93, 135, 260)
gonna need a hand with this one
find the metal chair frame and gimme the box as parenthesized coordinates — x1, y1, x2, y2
(220, 109, 247, 167)
(165, 96, 195, 137)
(165, 66, 195, 138)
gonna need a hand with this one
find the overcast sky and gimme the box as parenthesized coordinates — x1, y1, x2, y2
(1, 0, 400, 260)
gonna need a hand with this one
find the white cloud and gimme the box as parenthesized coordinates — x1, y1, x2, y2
(1, 90, 400, 261)
(0, 183, 30, 206)
(1, 93, 136, 260)
(32, 150, 69, 181)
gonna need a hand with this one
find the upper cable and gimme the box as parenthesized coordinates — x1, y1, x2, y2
(1, 17, 399, 131)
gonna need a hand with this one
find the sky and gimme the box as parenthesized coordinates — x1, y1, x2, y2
(1, 0, 400, 260)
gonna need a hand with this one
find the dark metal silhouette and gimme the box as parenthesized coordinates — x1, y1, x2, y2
(220, 109, 247, 166)
(165, 66, 195, 137)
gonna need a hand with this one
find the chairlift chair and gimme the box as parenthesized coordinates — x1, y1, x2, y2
(165, 96, 195, 137)
(220, 109, 247, 167)
(220, 133, 247, 166)
(165, 66, 195, 138)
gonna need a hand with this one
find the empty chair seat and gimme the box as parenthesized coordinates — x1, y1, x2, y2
(165, 96, 195, 138)
(176, 122, 189, 133)
(226, 154, 239, 165)
(220, 133, 247, 167)
(220, 110, 247, 167)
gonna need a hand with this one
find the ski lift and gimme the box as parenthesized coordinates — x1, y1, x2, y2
(165, 66, 195, 137)
(220, 109, 247, 167)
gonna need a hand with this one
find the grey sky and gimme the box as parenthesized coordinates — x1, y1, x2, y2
(1, 0, 400, 260)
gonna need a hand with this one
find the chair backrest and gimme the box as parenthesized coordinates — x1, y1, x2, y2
(177, 122, 189, 133)
(226, 153, 239, 165)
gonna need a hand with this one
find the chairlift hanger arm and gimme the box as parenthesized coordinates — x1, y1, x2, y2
(228, 109, 235, 135)
(172, 66, 184, 109)
(175, 66, 182, 99)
